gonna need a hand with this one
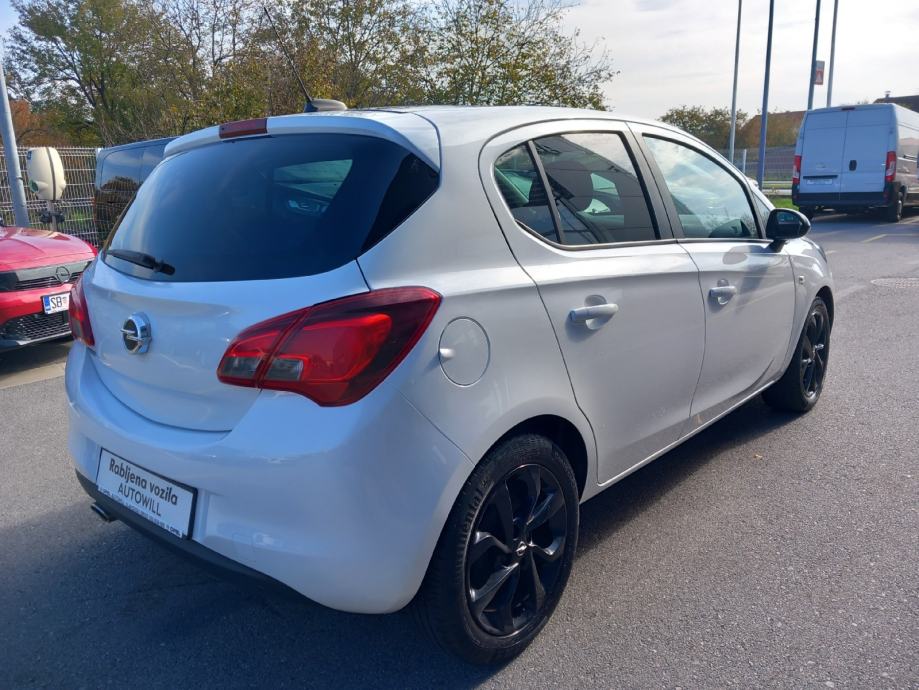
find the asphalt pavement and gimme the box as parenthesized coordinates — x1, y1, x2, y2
(1, 213, 918, 688)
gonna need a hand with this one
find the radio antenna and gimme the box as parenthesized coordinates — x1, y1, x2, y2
(262, 5, 316, 112)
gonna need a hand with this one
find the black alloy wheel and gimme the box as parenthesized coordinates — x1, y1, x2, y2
(763, 296, 831, 413)
(415, 433, 579, 665)
(465, 464, 567, 637)
(799, 303, 829, 401)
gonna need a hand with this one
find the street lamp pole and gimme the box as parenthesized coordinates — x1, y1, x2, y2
(728, 0, 743, 166)
(826, 0, 839, 107)
(756, 0, 775, 188)
(807, 0, 822, 111)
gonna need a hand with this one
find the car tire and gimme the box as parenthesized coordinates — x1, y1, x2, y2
(885, 190, 904, 223)
(414, 433, 579, 665)
(763, 296, 831, 413)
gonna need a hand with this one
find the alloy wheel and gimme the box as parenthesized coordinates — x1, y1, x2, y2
(800, 306, 828, 399)
(465, 464, 568, 637)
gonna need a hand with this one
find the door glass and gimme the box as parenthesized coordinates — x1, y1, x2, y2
(494, 145, 558, 242)
(533, 133, 657, 245)
(644, 136, 757, 239)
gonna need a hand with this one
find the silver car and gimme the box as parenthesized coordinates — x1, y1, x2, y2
(67, 106, 833, 664)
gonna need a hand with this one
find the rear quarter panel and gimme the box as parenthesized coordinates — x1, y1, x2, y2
(356, 130, 598, 497)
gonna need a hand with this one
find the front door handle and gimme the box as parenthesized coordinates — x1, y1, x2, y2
(709, 284, 738, 305)
(569, 303, 619, 324)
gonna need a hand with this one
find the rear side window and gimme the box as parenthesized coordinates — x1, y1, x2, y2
(494, 145, 558, 242)
(532, 132, 657, 245)
(104, 134, 438, 282)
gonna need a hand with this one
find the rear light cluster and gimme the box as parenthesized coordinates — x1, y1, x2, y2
(69, 276, 95, 347)
(792, 155, 802, 185)
(217, 287, 441, 406)
(885, 151, 897, 183)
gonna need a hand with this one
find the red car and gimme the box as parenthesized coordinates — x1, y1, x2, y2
(0, 225, 96, 350)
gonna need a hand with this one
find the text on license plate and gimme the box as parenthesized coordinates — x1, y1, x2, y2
(95, 450, 196, 538)
(42, 292, 69, 314)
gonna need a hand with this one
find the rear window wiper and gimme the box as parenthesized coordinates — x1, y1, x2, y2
(105, 249, 176, 276)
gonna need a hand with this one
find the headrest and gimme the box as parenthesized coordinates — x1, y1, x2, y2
(542, 158, 594, 212)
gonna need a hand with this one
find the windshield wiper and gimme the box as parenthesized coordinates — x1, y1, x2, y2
(106, 249, 176, 276)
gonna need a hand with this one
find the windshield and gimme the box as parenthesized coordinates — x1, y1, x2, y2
(104, 133, 438, 282)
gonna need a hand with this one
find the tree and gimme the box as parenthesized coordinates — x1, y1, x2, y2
(659, 105, 748, 149)
(6, 0, 618, 145)
(421, 0, 615, 108)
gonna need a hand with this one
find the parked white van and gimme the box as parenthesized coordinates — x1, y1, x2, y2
(792, 103, 919, 222)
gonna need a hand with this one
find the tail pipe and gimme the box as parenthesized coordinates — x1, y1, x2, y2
(90, 502, 116, 523)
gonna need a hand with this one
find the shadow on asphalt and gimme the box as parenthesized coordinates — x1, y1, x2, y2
(2, 397, 800, 688)
(0, 338, 71, 379)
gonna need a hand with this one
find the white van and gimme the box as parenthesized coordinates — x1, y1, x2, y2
(792, 103, 919, 222)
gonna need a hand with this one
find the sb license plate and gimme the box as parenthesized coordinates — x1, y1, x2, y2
(95, 450, 196, 538)
(42, 292, 69, 314)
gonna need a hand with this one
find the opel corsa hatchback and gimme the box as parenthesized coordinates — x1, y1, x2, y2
(67, 106, 834, 663)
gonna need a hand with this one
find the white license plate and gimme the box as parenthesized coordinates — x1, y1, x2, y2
(96, 450, 196, 538)
(42, 292, 69, 314)
(805, 178, 834, 186)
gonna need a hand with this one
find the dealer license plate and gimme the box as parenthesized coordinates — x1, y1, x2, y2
(42, 292, 69, 314)
(95, 450, 196, 538)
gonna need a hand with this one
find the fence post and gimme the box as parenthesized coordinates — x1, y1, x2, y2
(0, 63, 30, 227)
(741, 149, 747, 176)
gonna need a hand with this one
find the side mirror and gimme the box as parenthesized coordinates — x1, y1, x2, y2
(765, 208, 810, 242)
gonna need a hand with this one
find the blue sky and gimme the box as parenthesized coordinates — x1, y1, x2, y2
(1, 0, 917, 119)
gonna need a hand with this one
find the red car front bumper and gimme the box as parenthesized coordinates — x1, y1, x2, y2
(0, 257, 94, 349)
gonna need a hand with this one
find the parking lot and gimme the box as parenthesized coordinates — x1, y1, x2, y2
(2, 213, 918, 688)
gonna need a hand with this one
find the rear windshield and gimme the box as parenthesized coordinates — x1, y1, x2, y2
(104, 133, 438, 282)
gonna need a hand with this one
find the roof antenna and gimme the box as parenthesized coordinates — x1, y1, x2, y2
(262, 4, 316, 112)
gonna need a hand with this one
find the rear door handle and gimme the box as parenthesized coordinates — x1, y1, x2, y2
(709, 284, 738, 305)
(569, 303, 619, 324)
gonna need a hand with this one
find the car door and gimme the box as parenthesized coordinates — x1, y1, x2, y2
(480, 121, 705, 485)
(839, 107, 890, 196)
(635, 126, 796, 429)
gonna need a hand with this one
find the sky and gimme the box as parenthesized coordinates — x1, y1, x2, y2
(0, 0, 917, 120)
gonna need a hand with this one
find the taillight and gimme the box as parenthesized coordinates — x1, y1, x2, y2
(885, 151, 897, 182)
(217, 287, 441, 406)
(69, 276, 95, 347)
(792, 155, 802, 185)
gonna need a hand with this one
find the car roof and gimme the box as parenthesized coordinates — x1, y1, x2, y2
(165, 106, 685, 171)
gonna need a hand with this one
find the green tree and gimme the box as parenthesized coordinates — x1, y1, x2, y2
(659, 105, 749, 149)
(421, 0, 615, 108)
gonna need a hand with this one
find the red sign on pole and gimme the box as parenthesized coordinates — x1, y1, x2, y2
(814, 60, 826, 85)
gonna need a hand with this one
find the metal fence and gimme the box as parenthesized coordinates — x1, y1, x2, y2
(0, 146, 100, 247)
(721, 146, 796, 195)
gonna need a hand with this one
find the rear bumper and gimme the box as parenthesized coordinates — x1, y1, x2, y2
(792, 188, 891, 209)
(65, 342, 473, 614)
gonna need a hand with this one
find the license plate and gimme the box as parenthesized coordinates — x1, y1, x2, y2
(42, 292, 69, 314)
(805, 178, 834, 186)
(96, 450, 196, 538)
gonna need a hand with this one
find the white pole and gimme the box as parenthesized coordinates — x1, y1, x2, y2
(728, 0, 743, 166)
(757, 0, 775, 188)
(0, 61, 30, 227)
(826, 0, 839, 107)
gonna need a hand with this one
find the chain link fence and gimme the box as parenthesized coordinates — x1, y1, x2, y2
(0, 146, 100, 247)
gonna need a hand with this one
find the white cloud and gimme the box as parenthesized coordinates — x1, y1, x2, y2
(565, 0, 919, 119)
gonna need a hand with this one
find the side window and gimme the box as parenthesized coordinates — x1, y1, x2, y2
(494, 145, 558, 242)
(643, 136, 757, 239)
(532, 132, 657, 245)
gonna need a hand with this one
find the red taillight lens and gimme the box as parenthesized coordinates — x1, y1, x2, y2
(217, 287, 441, 406)
(69, 276, 95, 347)
(885, 151, 897, 182)
(792, 154, 802, 185)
